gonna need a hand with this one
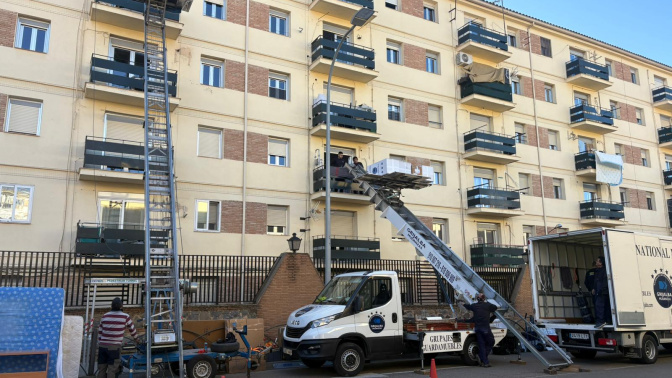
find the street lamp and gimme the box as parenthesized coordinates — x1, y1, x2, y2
(324, 7, 375, 285)
(287, 233, 302, 253)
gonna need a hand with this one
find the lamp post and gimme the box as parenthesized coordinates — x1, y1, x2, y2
(287, 233, 302, 253)
(324, 7, 375, 285)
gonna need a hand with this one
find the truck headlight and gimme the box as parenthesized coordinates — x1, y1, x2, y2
(311, 315, 336, 328)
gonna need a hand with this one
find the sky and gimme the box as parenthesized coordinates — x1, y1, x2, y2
(496, 0, 672, 67)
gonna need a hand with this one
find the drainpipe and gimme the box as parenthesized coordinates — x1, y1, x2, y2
(526, 23, 549, 233)
(241, 0, 250, 302)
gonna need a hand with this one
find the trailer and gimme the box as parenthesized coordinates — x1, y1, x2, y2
(529, 228, 672, 363)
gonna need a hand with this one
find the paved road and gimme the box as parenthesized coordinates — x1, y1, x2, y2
(227, 348, 672, 378)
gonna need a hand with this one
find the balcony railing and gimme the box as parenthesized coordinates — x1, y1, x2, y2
(574, 151, 597, 171)
(312, 236, 380, 260)
(579, 200, 624, 221)
(565, 58, 609, 81)
(335, 0, 374, 8)
(312, 100, 377, 133)
(664, 170, 672, 185)
(83, 136, 168, 173)
(90, 54, 178, 97)
(470, 244, 525, 267)
(658, 127, 672, 144)
(464, 129, 516, 156)
(459, 78, 513, 102)
(313, 167, 367, 195)
(653, 86, 672, 103)
(466, 186, 521, 210)
(95, 0, 180, 21)
(457, 22, 508, 52)
(311, 36, 375, 70)
(76, 221, 169, 257)
(569, 104, 614, 126)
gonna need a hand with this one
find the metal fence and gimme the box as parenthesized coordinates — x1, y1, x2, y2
(0, 252, 278, 308)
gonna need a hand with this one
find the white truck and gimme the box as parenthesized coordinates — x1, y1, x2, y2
(282, 270, 507, 376)
(529, 228, 672, 364)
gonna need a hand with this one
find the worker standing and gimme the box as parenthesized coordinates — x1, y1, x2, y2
(592, 256, 611, 328)
(584, 261, 596, 293)
(97, 297, 139, 378)
(459, 293, 498, 367)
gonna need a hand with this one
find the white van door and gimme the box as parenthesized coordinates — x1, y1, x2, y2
(353, 276, 403, 357)
(605, 230, 646, 326)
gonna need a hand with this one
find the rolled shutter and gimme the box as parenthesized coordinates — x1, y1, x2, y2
(198, 127, 222, 158)
(331, 211, 355, 237)
(105, 114, 144, 142)
(428, 106, 441, 125)
(7, 99, 41, 135)
(267, 205, 287, 228)
(323, 84, 353, 106)
(268, 139, 287, 158)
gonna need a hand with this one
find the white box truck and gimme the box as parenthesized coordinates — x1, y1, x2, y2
(529, 228, 672, 363)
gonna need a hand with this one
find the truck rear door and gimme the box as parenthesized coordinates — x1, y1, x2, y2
(605, 230, 646, 326)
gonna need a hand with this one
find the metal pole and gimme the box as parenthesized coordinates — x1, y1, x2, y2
(325, 25, 356, 285)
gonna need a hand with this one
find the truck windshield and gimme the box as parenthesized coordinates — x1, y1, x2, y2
(314, 276, 364, 305)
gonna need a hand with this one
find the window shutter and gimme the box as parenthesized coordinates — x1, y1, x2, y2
(7, 100, 41, 135)
(198, 127, 222, 158)
(323, 84, 353, 105)
(105, 114, 144, 142)
(428, 106, 441, 124)
(331, 211, 355, 237)
(474, 168, 494, 180)
(469, 114, 490, 130)
(430, 161, 442, 174)
(267, 205, 287, 227)
(268, 139, 287, 157)
(548, 131, 558, 147)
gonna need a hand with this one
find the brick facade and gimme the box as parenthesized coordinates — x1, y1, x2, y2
(247, 132, 268, 164)
(401, 0, 424, 19)
(224, 129, 244, 161)
(519, 31, 542, 55)
(537, 126, 549, 149)
(245, 202, 267, 234)
(220, 200, 267, 234)
(622, 145, 643, 166)
(403, 44, 426, 71)
(625, 188, 649, 209)
(0, 93, 7, 131)
(417, 216, 434, 230)
(406, 156, 430, 174)
(227, 0, 247, 26)
(525, 124, 538, 147)
(225, 60, 245, 92)
(405, 99, 429, 126)
(534, 225, 561, 236)
(249, 1, 269, 32)
(0, 9, 17, 48)
(519, 76, 546, 101)
(248, 65, 269, 97)
(529, 174, 541, 197)
(520, 76, 533, 98)
(512, 266, 534, 317)
(542, 176, 554, 198)
(616, 102, 638, 124)
(612, 61, 634, 83)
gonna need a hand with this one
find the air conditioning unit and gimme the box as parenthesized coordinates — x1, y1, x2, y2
(456, 52, 473, 66)
(358, 103, 373, 111)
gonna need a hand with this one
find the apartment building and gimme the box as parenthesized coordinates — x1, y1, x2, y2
(1, 0, 672, 267)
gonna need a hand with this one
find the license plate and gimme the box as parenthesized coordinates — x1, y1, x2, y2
(283, 347, 293, 355)
(569, 333, 589, 340)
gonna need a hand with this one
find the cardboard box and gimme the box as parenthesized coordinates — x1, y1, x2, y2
(226, 354, 267, 373)
(182, 320, 227, 348)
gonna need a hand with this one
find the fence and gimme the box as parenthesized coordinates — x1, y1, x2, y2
(0, 252, 278, 308)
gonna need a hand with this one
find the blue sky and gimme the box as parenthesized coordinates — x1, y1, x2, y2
(498, 0, 672, 67)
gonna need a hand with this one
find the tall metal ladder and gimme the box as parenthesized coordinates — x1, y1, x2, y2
(142, 0, 184, 375)
(345, 164, 574, 372)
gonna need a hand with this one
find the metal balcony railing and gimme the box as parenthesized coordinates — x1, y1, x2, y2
(83, 136, 168, 173)
(312, 100, 377, 132)
(312, 235, 380, 260)
(75, 221, 169, 256)
(574, 151, 597, 171)
(663, 169, 672, 185)
(464, 129, 516, 156)
(313, 167, 368, 196)
(311, 36, 375, 70)
(459, 78, 513, 102)
(470, 244, 525, 267)
(565, 58, 609, 81)
(466, 186, 521, 210)
(457, 22, 508, 51)
(89, 54, 178, 97)
(95, 0, 181, 21)
(653, 86, 672, 103)
(569, 104, 614, 126)
(658, 126, 672, 144)
(579, 200, 624, 221)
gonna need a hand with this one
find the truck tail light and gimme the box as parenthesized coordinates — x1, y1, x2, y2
(598, 338, 617, 346)
(548, 335, 558, 343)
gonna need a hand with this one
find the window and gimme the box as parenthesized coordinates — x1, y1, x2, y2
(654, 75, 667, 87)
(578, 136, 594, 152)
(423, 4, 436, 22)
(548, 130, 559, 151)
(430, 161, 443, 185)
(200, 58, 224, 87)
(99, 196, 144, 229)
(195, 200, 220, 231)
(473, 168, 495, 189)
(630, 68, 638, 84)
(518, 173, 529, 194)
(469, 113, 491, 131)
(0, 185, 34, 223)
(661, 115, 672, 127)
(268, 138, 288, 166)
(428, 105, 442, 128)
(269, 9, 289, 36)
(476, 223, 499, 244)
(515, 123, 526, 144)
(388, 97, 403, 121)
(426, 52, 439, 74)
(540, 37, 552, 57)
(635, 108, 644, 125)
(605, 60, 613, 76)
(203, 1, 225, 19)
(333, 210, 356, 237)
(619, 188, 627, 206)
(387, 41, 401, 64)
(666, 155, 672, 171)
(569, 48, 584, 61)
(104, 113, 144, 143)
(507, 31, 517, 48)
(614, 143, 623, 156)
(269, 73, 288, 100)
(15, 18, 50, 53)
(646, 192, 655, 210)
(583, 183, 598, 202)
(389, 154, 406, 162)
(432, 219, 448, 243)
(523, 225, 534, 246)
(357, 277, 393, 311)
(385, 0, 398, 10)
(544, 84, 554, 103)
(552, 178, 563, 199)
(574, 91, 590, 106)
(610, 100, 620, 119)
(267, 205, 288, 235)
(4, 98, 42, 135)
(641, 149, 649, 167)
(197, 127, 222, 159)
(463, 14, 484, 26)
(511, 77, 521, 95)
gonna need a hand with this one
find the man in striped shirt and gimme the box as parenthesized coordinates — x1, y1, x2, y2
(97, 297, 139, 378)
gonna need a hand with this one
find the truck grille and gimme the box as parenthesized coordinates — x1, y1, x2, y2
(285, 324, 311, 339)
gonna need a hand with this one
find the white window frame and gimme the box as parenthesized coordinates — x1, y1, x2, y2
(552, 178, 564, 199)
(203, 0, 226, 19)
(388, 97, 403, 121)
(630, 68, 639, 84)
(428, 105, 442, 128)
(197, 126, 223, 159)
(200, 58, 224, 87)
(269, 72, 289, 100)
(507, 30, 518, 48)
(515, 123, 526, 144)
(518, 173, 529, 194)
(4, 98, 43, 136)
(610, 100, 620, 119)
(635, 107, 644, 125)
(0, 184, 34, 223)
(385, 0, 398, 10)
(544, 84, 555, 103)
(430, 160, 444, 185)
(548, 130, 559, 151)
(614, 143, 623, 156)
(641, 149, 649, 167)
(194, 200, 221, 232)
(432, 218, 448, 243)
(605, 59, 613, 76)
(269, 9, 289, 36)
(425, 52, 439, 74)
(268, 138, 289, 167)
(511, 77, 521, 95)
(15, 18, 50, 53)
(423, 4, 437, 22)
(386, 41, 401, 65)
(661, 115, 672, 127)
(646, 192, 655, 210)
(266, 205, 288, 236)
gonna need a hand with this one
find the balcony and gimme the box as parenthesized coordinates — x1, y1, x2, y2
(312, 236, 380, 260)
(90, 0, 183, 39)
(470, 244, 525, 267)
(311, 100, 379, 143)
(459, 78, 515, 112)
(579, 200, 625, 227)
(311, 167, 371, 205)
(569, 104, 616, 134)
(466, 186, 523, 218)
(653, 86, 672, 112)
(463, 130, 519, 164)
(76, 222, 168, 257)
(309, 0, 375, 22)
(565, 58, 612, 90)
(574, 151, 597, 178)
(456, 22, 512, 63)
(663, 170, 672, 190)
(658, 127, 672, 149)
(85, 55, 180, 110)
(310, 37, 377, 83)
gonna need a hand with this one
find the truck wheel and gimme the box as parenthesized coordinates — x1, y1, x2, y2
(334, 342, 364, 377)
(186, 355, 217, 378)
(570, 350, 597, 359)
(638, 335, 658, 364)
(301, 359, 325, 368)
(460, 337, 480, 366)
